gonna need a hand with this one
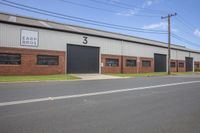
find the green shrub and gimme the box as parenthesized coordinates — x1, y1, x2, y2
(195, 68, 200, 72)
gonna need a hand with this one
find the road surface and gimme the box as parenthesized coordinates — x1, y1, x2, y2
(0, 75, 200, 133)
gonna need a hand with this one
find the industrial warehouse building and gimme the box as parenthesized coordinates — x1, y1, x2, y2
(0, 12, 200, 75)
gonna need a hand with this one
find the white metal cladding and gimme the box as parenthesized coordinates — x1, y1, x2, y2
(190, 53, 200, 61)
(0, 23, 20, 47)
(176, 50, 190, 60)
(0, 23, 122, 55)
(1, 23, 200, 61)
(122, 41, 168, 57)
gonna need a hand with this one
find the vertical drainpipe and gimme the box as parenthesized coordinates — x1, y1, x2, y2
(176, 50, 178, 72)
(121, 40, 124, 74)
(65, 43, 67, 75)
(137, 57, 139, 74)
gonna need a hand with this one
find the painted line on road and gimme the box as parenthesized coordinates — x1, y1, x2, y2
(0, 80, 200, 107)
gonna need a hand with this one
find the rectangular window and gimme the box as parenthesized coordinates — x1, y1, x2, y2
(37, 55, 59, 65)
(142, 60, 151, 67)
(195, 64, 199, 68)
(0, 53, 21, 65)
(179, 62, 184, 68)
(170, 62, 176, 67)
(106, 58, 119, 67)
(126, 59, 136, 67)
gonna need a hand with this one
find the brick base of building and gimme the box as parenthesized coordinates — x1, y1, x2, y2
(0, 47, 189, 75)
(195, 62, 200, 69)
(170, 60, 186, 72)
(101, 54, 154, 74)
(0, 47, 65, 75)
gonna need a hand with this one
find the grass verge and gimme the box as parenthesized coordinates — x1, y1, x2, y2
(108, 72, 200, 78)
(0, 74, 80, 82)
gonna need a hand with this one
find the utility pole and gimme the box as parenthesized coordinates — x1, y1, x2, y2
(161, 13, 177, 75)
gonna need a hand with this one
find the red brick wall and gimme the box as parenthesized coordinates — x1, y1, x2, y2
(139, 57, 154, 73)
(177, 60, 186, 72)
(1, 47, 191, 75)
(101, 54, 122, 73)
(101, 55, 154, 74)
(195, 62, 200, 68)
(0, 47, 65, 75)
(122, 56, 137, 73)
(170, 60, 178, 72)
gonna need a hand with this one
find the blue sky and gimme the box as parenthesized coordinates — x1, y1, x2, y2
(0, 0, 200, 50)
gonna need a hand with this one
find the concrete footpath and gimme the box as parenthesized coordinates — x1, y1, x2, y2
(71, 74, 123, 80)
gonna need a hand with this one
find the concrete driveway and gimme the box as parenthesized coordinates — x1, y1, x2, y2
(71, 74, 123, 80)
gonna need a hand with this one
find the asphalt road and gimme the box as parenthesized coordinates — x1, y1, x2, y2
(0, 75, 200, 133)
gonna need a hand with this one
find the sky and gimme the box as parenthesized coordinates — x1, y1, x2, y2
(0, 0, 200, 50)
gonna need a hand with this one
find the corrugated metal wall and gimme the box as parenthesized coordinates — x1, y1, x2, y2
(1, 23, 200, 61)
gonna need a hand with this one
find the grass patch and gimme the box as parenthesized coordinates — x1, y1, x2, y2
(109, 72, 200, 78)
(0, 74, 80, 82)
(172, 72, 200, 75)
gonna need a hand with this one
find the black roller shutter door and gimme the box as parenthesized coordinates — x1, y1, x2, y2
(154, 53, 167, 72)
(185, 57, 193, 72)
(67, 44, 99, 73)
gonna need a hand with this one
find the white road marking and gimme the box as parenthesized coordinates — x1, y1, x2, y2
(0, 80, 200, 107)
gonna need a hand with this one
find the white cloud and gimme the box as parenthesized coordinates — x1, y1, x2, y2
(171, 28, 178, 32)
(143, 21, 178, 32)
(147, 1, 153, 6)
(116, 0, 163, 16)
(194, 29, 200, 37)
(116, 9, 139, 16)
(143, 22, 167, 30)
(142, 0, 153, 8)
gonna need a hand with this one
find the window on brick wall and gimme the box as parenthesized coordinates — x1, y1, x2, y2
(37, 55, 59, 65)
(195, 64, 199, 68)
(170, 62, 176, 67)
(0, 53, 21, 65)
(142, 60, 151, 67)
(106, 58, 119, 67)
(179, 62, 184, 68)
(126, 59, 136, 67)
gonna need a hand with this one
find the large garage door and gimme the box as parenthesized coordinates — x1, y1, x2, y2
(67, 44, 99, 74)
(154, 53, 167, 72)
(185, 57, 193, 72)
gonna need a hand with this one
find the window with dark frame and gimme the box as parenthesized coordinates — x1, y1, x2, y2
(0, 53, 21, 65)
(126, 59, 136, 67)
(37, 55, 59, 65)
(195, 64, 199, 68)
(179, 62, 184, 68)
(170, 62, 176, 67)
(106, 58, 119, 67)
(142, 60, 151, 67)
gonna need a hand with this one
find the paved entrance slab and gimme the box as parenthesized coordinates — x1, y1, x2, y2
(71, 74, 123, 80)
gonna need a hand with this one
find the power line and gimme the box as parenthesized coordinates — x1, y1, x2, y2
(175, 17, 195, 32)
(172, 34, 200, 47)
(173, 24, 200, 43)
(178, 15, 197, 29)
(0, 0, 167, 34)
(174, 16, 200, 41)
(88, 0, 167, 15)
(57, 0, 117, 14)
(57, 0, 161, 17)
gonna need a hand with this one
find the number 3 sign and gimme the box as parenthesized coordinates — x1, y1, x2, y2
(83, 36, 88, 44)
